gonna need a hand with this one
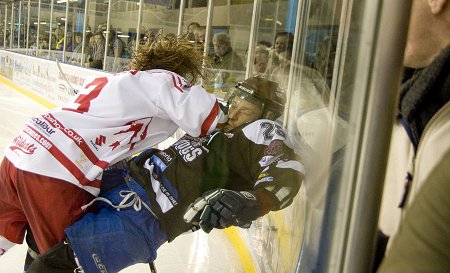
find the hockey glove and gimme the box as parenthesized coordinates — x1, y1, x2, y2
(184, 189, 261, 233)
(27, 238, 78, 273)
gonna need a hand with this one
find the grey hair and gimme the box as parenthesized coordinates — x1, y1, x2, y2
(212, 32, 231, 46)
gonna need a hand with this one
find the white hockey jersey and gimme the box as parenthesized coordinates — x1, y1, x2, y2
(5, 69, 227, 196)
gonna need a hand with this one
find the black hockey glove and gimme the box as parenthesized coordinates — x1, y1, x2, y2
(27, 238, 78, 273)
(184, 189, 261, 233)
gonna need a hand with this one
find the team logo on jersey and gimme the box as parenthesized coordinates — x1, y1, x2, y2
(173, 139, 203, 162)
(264, 140, 283, 156)
(241, 191, 257, 200)
(90, 135, 106, 151)
(256, 176, 274, 184)
(152, 155, 168, 172)
(113, 117, 153, 151)
(32, 117, 56, 136)
(155, 149, 175, 168)
(173, 135, 212, 162)
(10, 135, 37, 154)
(256, 172, 274, 183)
(95, 135, 106, 146)
(75, 155, 89, 168)
(42, 114, 84, 145)
(224, 132, 234, 139)
(159, 183, 178, 207)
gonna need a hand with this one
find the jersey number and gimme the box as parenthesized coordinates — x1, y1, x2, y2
(65, 77, 108, 113)
(260, 121, 285, 140)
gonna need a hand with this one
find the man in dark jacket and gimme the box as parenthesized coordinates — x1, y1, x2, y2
(377, 0, 450, 272)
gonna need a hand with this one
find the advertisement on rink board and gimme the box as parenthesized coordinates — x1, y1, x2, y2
(0, 50, 108, 106)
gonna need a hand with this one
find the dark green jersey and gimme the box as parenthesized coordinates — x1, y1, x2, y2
(129, 119, 304, 241)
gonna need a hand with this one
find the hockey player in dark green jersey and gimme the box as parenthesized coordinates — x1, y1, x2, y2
(28, 76, 304, 273)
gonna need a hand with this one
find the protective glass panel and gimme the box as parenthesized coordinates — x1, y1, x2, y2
(138, 0, 180, 54)
(0, 4, 6, 48)
(10, 2, 18, 49)
(206, 1, 249, 99)
(5, 2, 12, 48)
(179, 2, 209, 87)
(27, 0, 40, 56)
(81, 0, 108, 69)
(46, 0, 68, 59)
(252, 2, 308, 272)
(103, 0, 139, 70)
(63, 0, 88, 65)
(17, 0, 28, 50)
(283, 0, 343, 271)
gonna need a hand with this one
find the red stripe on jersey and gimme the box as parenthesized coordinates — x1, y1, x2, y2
(129, 70, 139, 75)
(171, 74, 184, 93)
(43, 114, 109, 169)
(24, 126, 100, 188)
(82, 178, 101, 188)
(61, 108, 83, 114)
(200, 101, 219, 136)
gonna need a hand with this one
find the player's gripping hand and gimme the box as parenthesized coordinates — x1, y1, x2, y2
(184, 189, 261, 233)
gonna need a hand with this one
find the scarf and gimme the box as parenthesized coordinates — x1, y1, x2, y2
(399, 44, 450, 147)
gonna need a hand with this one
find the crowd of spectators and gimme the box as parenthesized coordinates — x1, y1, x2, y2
(3, 18, 333, 89)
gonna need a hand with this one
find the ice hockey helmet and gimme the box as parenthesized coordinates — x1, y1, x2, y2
(225, 76, 285, 120)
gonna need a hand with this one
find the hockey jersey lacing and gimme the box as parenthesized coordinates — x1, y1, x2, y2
(81, 190, 158, 218)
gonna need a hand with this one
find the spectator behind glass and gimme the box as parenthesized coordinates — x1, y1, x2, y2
(105, 29, 124, 58)
(274, 31, 294, 55)
(186, 22, 200, 41)
(266, 32, 294, 82)
(54, 28, 74, 52)
(71, 32, 91, 64)
(65, 32, 74, 52)
(102, 26, 126, 72)
(142, 30, 156, 46)
(72, 32, 82, 52)
(192, 25, 210, 55)
(377, 0, 450, 272)
(53, 24, 65, 50)
(194, 25, 206, 45)
(315, 34, 338, 89)
(70, 32, 83, 63)
(248, 40, 272, 76)
(37, 33, 49, 50)
(87, 30, 106, 69)
(212, 32, 244, 72)
(269, 44, 293, 89)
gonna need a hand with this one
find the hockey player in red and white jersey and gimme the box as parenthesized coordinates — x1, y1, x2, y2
(0, 34, 227, 259)
(26, 76, 304, 273)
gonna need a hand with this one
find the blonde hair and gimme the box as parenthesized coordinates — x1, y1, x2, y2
(128, 34, 210, 84)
